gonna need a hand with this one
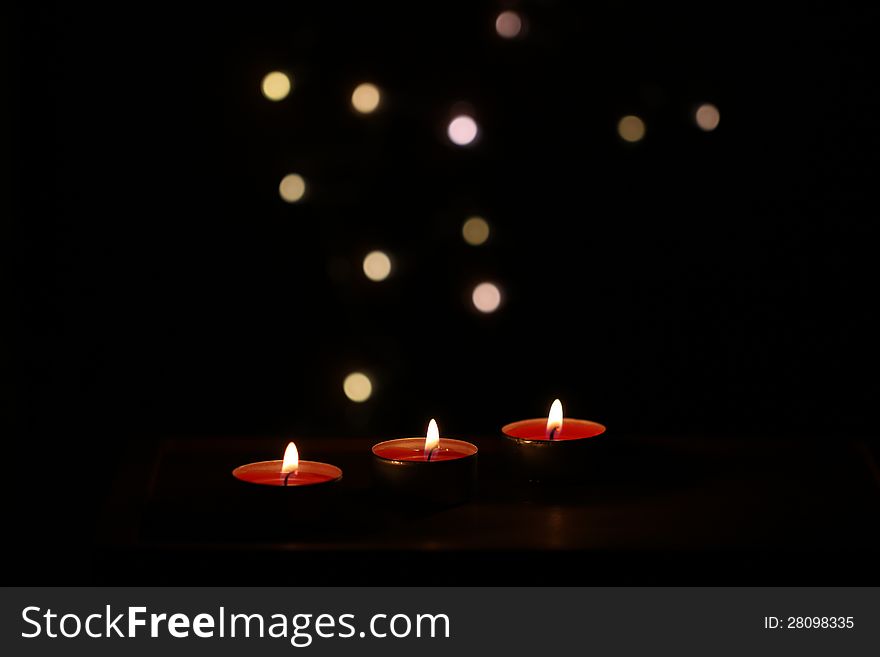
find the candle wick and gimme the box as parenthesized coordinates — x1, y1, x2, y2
(283, 471, 296, 486)
(426, 448, 439, 462)
(547, 427, 558, 441)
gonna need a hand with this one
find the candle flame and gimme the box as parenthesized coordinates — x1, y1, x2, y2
(425, 419, 440, 459)
(546, 399, 563, 438)
(281, 441, 299, 473)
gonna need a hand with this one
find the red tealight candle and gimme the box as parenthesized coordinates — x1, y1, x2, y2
(503, 399, 606, 442)
(501, 399, 607, 481)
(232, 442, 343, 487)
(372, 419, 478, 506)
(372, 420, 477, 462)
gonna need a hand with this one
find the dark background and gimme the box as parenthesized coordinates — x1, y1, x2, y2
(6, 1, 880, 582)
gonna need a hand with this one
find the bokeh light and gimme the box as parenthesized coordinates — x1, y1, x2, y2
(472, 282, 502, 313)
(261, 71, 292, 101)
(351, 82, 381, 114)
(363, 250, 392, 281)
(462, 216, 490, 246)
(278, 173, 306, 203)
(695, 103, 720, 131)
(447, 115, 479, 146)
(495, 11, 523, 38)
(343, 372, 373, 402)
(617, 115, 646, 143)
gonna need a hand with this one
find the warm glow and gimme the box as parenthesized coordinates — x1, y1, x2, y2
(425, 418, 440, 458)
(281, 442, 299, 473)
(351, 82, 381, 113)
(343, 372, 373, 402)
(695, 103, 720, 131)
(618, 115, 646, 143)
(363, 250, 392, 281)
(462, 216, 490, 246)
(472, 282, 502, 313)
(262, 71, 292, 101)
(279, 173, 306, 202)
(495, 11, 523, 38)
(546, 399, 563, 438)
(448, 115, 479, 146)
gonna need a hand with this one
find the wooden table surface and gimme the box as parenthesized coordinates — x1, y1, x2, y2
(97, 435, 880, 584)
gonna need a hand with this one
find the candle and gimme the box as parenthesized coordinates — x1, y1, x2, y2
(372, 419, 478, 506)
(232, 441, 343, 487)
(501, 399, 607, 481)
(227, 441, 343, 534)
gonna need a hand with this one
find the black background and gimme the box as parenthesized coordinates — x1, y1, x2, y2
(6, 1, 880, 582)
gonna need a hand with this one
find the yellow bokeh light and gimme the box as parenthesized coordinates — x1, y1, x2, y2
(279, 174, 306, 203)
(472, 282, 502, 313)
(462, 216, 490, 246)
(617, 115, 646, 143)
(696, 103, 720, 131)
(343, 372, 372, 402)
(261, 71, 292, 101)
(351, 82, 381, 114)
(495, 11, 523, 38)
(363, 250, 392, 281)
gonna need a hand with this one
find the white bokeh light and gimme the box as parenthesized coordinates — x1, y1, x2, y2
(696, 103, 720, 131)
(472, 282, 502, 313)
(362, 250, 392, 282)
(447, 115, 479, 146)
(343, 372, 373, 402)
(495, 11, 523, 38)
(351, 82, 381, 114)
(278, 173, 306, 202)
(261, 71, 292, 101)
